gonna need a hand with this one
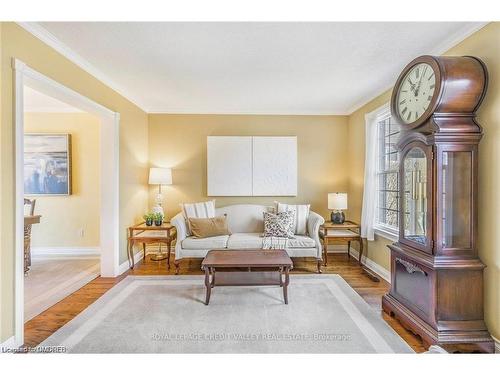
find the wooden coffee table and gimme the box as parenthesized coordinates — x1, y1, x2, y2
(201, 249, 293, 305)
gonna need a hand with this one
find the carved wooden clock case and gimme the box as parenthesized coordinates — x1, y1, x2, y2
(382, 55, 494, 353)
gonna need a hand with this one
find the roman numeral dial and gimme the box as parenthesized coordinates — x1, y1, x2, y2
(396, 63, 436, 124)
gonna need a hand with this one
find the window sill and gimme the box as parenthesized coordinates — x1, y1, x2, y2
(374, 226, 398, 242)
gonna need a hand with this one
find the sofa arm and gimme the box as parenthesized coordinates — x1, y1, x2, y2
(308, 211, 325, 258)
(171, 212, 188, 243)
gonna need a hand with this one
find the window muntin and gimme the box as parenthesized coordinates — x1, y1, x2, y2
(375, 116, 400, 233)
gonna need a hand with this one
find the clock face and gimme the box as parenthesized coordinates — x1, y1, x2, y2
(396, 63, 437, 124)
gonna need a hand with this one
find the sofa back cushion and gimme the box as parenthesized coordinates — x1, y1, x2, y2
(276, 202, 310, 235)
(181, 200, 216, 235)
(215, 204, 273, 233)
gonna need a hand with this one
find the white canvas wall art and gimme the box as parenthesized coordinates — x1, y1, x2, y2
(252, 136, 297, 196)
(207, 136, 253, 196)
(207, 136, 297, 196)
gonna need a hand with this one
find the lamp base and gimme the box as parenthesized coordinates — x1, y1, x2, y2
(152, 205, 164, 215)
(150, 244, 168, 261)
(331, 211, 345, 224)
(150, 253, 168, 261)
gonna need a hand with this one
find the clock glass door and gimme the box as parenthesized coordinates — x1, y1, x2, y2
(441, 151, 472, 249)
(402, 147, 429, 249)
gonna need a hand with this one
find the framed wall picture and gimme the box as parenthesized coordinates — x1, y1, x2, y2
(24, 134, 72, 195)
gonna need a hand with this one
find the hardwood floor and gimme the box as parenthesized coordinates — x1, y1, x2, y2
(25, 257, 100, 322)
(24, 253, 426, 352)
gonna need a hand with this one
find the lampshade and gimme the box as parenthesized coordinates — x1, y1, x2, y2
(149, 168, 172, 185)
(328, 192, 348, 210)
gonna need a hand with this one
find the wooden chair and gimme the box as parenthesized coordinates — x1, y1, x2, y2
(24, 198, 36, 275)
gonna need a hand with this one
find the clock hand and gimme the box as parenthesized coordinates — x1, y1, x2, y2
(407, 78, 417, 93)
(415, 66, 428, 97)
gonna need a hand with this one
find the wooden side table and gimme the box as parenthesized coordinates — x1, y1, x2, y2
(127, 222, 176, 269)
(320, 220, 379, 282)
(320, 220, 363, 266)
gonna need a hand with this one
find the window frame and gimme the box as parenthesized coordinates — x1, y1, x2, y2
(373, 108, 400, 241)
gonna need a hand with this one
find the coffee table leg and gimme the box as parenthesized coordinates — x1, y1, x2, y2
(204, 267, 211, 305)
(283, 267, 290, 304)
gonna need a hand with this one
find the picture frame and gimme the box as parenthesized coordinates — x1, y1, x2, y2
(24, 133, 72, 196)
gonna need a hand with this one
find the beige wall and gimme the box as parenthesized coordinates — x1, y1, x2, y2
(347, 22, 500, 340)
(24, 112, 100, 248)
(0, 23, 149, 342)
(148, 114, 349, 220)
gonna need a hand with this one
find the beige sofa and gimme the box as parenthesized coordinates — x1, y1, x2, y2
(171, 204, 325, 274)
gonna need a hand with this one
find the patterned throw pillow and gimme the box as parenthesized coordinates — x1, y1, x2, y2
(180, 200, 216, 235)
(263, 211, 295, 238)
(276, 202, 310, 235)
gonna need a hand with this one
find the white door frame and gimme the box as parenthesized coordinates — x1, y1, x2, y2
(13, 58, 120, 346)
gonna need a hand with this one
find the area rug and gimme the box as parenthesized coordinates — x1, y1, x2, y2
(40, 275, 413, 353)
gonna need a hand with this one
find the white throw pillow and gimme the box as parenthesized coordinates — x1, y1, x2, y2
(180, 200, 216, 235)
(275, 202, 310, 235)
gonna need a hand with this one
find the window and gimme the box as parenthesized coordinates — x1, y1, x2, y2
(375, 115, 400, 236)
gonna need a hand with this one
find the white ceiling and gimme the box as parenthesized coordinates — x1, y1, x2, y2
(24, 86, 83, 113)
(23, 22, 486, 115)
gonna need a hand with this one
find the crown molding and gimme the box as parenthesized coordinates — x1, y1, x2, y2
(147, 109, 349, 116)
(17, 22, 148, 113)
(345, 22, 489, 115)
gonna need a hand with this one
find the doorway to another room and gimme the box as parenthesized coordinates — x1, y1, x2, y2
(23, 86, 101, 321)
(13, 59, 121, 347)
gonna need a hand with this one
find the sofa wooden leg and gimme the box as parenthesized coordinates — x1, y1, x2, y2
(174, 260, 180, 275)
(317, 259, 323, 274)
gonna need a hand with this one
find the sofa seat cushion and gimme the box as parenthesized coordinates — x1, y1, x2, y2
(227, 233, 263, 249)
(287, 235, 316, 248)
(182, 235, 229, 250)
(226, 233, 316, 249)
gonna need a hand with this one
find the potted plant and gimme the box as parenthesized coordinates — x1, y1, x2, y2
(153, 212, 164, 226)
(143, 213, 154, 226)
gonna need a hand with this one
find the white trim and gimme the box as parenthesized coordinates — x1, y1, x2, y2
(373, 226, 398, 242)
(13, 59, 25, 349)
(346, 22, 489, 114)
(118, 251, 144, 275)
(13, 58, 121, 347)
(326, 244, 391, 283)
(148, 109, 352, 116)
(361, 102, 391, 242)
(117, 245, 174, 275)
(31, 247, 100, 257)
(350, 248, 391, 283)
(17, 22, 146, 112)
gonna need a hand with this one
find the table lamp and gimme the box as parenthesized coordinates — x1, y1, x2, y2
(149, 167, 172, 216)
(328, 192, 347, 224)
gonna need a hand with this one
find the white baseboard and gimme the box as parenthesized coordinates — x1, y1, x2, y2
(118, 251, 144, 275)
(31, 247, 100, 258)
(0, 335, 20, 350)
(327, 244, 391, 283)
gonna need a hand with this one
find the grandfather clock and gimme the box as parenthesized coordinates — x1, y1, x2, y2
(382, 55, 494, 353)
